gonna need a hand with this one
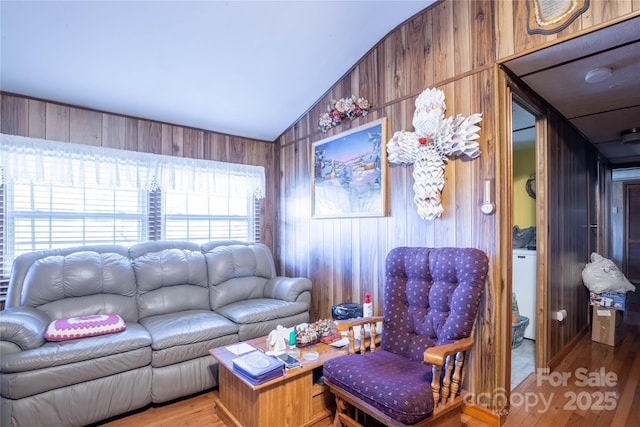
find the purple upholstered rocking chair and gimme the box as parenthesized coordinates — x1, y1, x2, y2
(323, 247, 488, 427)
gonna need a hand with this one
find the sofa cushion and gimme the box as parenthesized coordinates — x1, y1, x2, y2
(1, 347, 151, 400)
(1, 322, 152, 399)
(323, 350, 434, 424)
(140, 310, 238, 351)
(133, 248, 210, 319)
(150, 335, 240, 368)
(204, 243, 276, 310)
(150, 356, 217, 403)
(44, 314, 126, 341)
(216, 298, 309, 324)
(139, 310, 239, 367)
(208, 276, 270, 311)
(0, 323, 151, 373)
(20, 251, 139, 322)
(6, 245, 130, 309)
(204, 243, 275, 285)
(1, 365, 153, 425)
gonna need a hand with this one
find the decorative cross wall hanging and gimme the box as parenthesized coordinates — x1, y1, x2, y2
(386, 88, 482, 220)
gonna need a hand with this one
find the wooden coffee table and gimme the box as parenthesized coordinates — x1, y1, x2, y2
(209, 336, 347, 427)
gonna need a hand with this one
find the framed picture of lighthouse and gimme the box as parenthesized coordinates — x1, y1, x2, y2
(311, 117, 388, 218)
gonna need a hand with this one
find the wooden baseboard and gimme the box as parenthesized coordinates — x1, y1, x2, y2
(548, 324, 589, 371)
(214, 398, 241, 427)
(461, 402, 504, 427)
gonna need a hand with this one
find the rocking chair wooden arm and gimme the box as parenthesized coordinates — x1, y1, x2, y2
(423, 335, 475, 411)
(423, 335, 474, 366)
(334, 316, 385, 331)
(334, 316, 385, 354)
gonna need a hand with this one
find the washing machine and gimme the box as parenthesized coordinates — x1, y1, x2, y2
(512, 248, 536, 340)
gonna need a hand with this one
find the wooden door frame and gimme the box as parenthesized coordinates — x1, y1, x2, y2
(587, 156, 603, 256)
(624, 183, 640, 284)
(496, 67, 549, 406)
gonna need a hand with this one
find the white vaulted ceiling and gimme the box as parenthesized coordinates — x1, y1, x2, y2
(2, 2, 638, 165)
(0, 0, 434, 141)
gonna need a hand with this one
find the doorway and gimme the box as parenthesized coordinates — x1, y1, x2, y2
(497, 69, 550, 402)
(625, 184, 640, 285)
(510, 100, 537, 390)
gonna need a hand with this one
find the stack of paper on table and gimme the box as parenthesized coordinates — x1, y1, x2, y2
(232, 351, 285, 385)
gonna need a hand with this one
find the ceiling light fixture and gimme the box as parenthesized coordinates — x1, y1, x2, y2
(621, 128, 640, 144)
(584, 66, 613, 83)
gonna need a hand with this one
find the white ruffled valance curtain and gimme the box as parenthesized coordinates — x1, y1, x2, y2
(0, 133, 265, 197)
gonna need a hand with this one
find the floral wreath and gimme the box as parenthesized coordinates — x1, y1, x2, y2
(318, 95, 371, 132)
(526, 173, 536, 199)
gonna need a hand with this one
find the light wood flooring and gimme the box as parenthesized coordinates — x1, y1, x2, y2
(501, 291, 640, 427)
(96, 391, 482, 427)
(98, 293, 640, 427)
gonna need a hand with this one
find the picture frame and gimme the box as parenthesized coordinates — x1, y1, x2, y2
(526, 0, 589, 35)
(312, 117, 388, 218)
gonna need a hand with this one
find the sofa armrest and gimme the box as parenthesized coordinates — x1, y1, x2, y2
(0, 306, 50, 350)
(264, 276, 312, 302)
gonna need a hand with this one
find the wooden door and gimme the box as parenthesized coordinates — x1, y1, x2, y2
(587, 153, 599, 255)
(625, 184, 640, 285)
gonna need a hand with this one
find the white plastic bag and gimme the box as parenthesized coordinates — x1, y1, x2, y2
(582, 253, 635, 293)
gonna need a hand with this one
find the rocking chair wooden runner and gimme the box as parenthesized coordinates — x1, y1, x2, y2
(323, 247, 488, 427)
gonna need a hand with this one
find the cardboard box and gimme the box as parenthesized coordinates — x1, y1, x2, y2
(589, 291, 626, 311)
(591, 308, 623, 346)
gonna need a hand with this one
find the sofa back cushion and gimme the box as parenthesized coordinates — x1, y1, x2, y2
(20, 250, 139, 322)
(202, 242, 276, 310)
(382, 247, 488, 362)
(130, 242, 209, 319)
(7, 244, 130, 308)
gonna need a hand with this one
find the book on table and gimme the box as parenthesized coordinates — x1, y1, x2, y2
(232, 350, 285, 385)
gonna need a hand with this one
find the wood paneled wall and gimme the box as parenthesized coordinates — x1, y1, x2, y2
(275, 0, 638, 413)
(495, 0, 638, 58)
(545, 113, 591, 361)
(0, 94, 277, 252)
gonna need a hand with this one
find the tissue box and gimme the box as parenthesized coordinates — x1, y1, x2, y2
(589, 292, 626, 311)
(591, 308, 623, 346)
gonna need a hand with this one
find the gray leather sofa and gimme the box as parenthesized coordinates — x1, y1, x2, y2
(0, 241, 312, 427)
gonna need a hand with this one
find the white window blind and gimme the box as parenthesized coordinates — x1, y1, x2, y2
(0, 133, 265, 286)
(162, 188, 257, 242)
(6, 182, 148, 253)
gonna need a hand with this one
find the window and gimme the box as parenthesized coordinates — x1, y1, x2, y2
(0, 134, 265, 300)
(163, 188, 257, 242)
(7, 182, 148, 255)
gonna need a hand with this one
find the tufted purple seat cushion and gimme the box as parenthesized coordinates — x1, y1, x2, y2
(323, 350, 434, 424)
(324, 247, 488, 424)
